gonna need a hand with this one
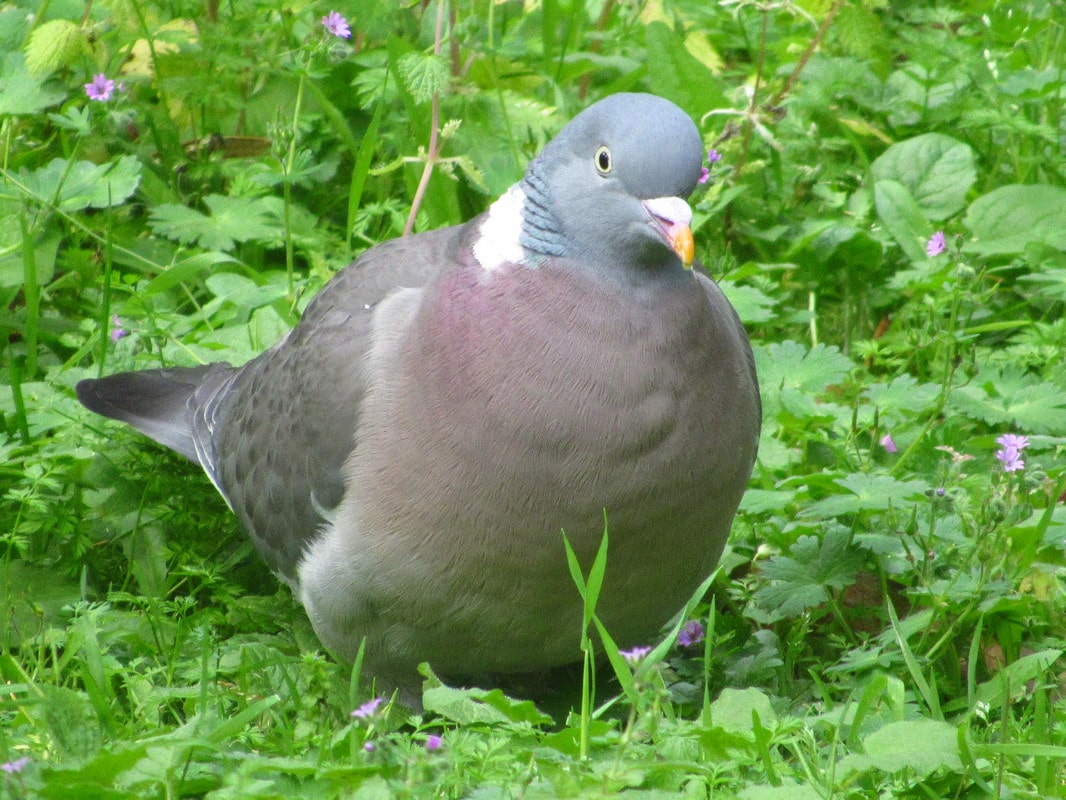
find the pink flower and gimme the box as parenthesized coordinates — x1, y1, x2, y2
(678, 620, 705, 647)
(879, 433, 898, 453)
(351, 696, 384, 719)
(620, 645, 651, 665)
(926, 231, 946, 257)
(321, 11, 351, 38)
(425, 734, 443, 752)
(84, 74, 116, 102)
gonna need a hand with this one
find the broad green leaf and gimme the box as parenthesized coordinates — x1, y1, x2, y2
(754, 341, 854, 393)
(873, 179, 930, 264)
(644, 21, 726, 117)
(397, 51, 449, 105)
(963, 184, 1066, 255)
(24, 19, 85, 78)
(710, 688, 778, 738)
(149, 195, 281, 251)
(975, 649, 1063, 707)
(871, 134, 976, 220)
(0, 51, 65, 114)
(838, 719, 962, 776)
(18, 157, 142, 211)
(753, 527, 865, 617)
(802, 473, 929, 517)
(739, 784, 824, 800)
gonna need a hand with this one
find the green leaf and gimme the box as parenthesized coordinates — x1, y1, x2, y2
(963, 184, 1066, 255)
(710, 688, 778, 739)
(719, 279, 778, 325)
(862, 374, 940, 418)
(949, 364, 1066, 435)
(18, 157, 142, 211)
(753, 527, 865, 617)
(149, 195, 281, 251)
(753, 341, 854, 421)
(24, 19, 85, 78)
(397, 51, 449, 105)
(871, 134, 976, 221)
(0, 51, 65, 115)
(802, 473, 929, 518)
(644, 21, 726, 118)
(839, 719, 962, 776)
(873, 179, 930, 263)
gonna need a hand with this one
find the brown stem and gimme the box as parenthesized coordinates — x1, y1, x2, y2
(403, 0, 447, 236)
(771, 0, 845, 108)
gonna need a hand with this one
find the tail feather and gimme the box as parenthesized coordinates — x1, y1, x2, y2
(76, 365, 232, 462)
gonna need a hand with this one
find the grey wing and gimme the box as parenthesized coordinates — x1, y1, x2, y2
(208, 226, 463, 579)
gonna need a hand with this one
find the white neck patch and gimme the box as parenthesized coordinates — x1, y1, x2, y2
(472, 183, 528, 272)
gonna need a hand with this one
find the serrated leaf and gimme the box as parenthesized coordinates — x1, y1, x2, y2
(754, 528, 865, 617)
(874, 179, 930, 264)
(0, 51, 66, 115)
(644, 21, 726, 117)
(719, 279, 777, 324)
(149, 195, 281, 251)
(803, 473, 929, 518)
(24, 19, 84, 78)
(862, 374, 940, 418)
(950, 365, 1066, 435)
(871, 134, 976, 220)
(397, 51, 449, 105)
(838, 719, 962, 776)
(963, 184, 1066, 255)
(18, 156, 142, 210)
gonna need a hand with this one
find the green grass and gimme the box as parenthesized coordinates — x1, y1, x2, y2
(2, 0, 1065, 797)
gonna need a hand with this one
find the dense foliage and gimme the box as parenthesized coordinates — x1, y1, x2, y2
(2, 0, 1064, 797)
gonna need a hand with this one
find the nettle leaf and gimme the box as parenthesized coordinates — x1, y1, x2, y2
(753, 527, 865, 617)
(802, 473, 929, 518)
(24, 19, 85, 78)
(950, 365, 1066, 435)
(397, 51, 449, 105)
(19, 156, 141, 210)
(644, 21, 726, 118)
(871, 133, 976, 220)
(150, 195, 281, 251)
(0, 51, 66, 115)
(963, 184, 1066, 255)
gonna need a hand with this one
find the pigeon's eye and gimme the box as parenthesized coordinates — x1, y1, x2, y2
(595, 146, 612, 174)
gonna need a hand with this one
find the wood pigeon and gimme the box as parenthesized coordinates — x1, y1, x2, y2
(77, 93, 761, 701)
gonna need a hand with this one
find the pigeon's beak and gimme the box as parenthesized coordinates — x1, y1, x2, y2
(643, 197, 695, 268)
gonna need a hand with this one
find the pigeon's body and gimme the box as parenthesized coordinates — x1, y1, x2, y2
(77, 94, 760, 696)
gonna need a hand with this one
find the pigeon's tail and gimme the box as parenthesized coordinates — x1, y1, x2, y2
(76, 365, 234, 464)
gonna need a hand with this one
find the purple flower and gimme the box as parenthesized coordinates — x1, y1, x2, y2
(84, 74, 116, 102)
(321, 11, 351, 38)
(1, 757, 29, 774)
(879, 433, 898, 453)
(935, 487, 946, 497)
(678, 620, 705, 647)
(926, 231, 946, 257)
(620, 645, 651, 665)
(363, 740, 376, 752)
(707, 149, 722, 164)
(425, 734, 443, 752)
(110, 315, 128, 342)
(351, 696, 384, 719)
(995, 447, 1024, 472)
(698, 167, 710, 184)
(995, 433, 1030, 452)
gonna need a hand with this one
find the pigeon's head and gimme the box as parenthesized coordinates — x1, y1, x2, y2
(520, 93, 704, 278)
